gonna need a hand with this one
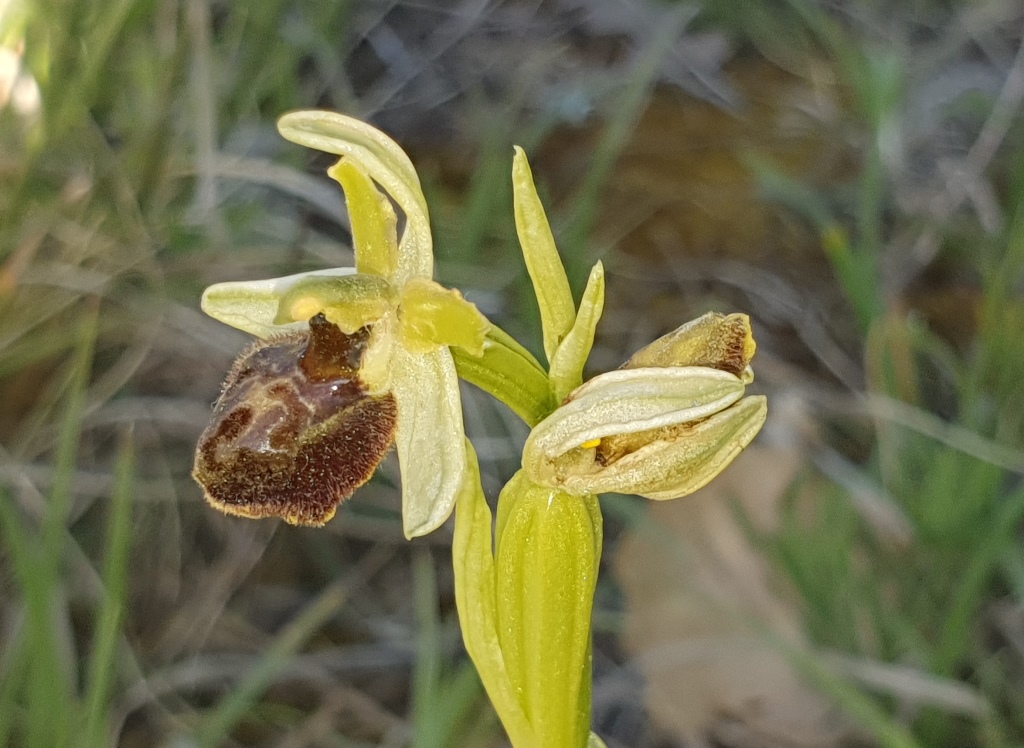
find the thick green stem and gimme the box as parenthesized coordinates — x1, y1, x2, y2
(452, 324, 554, 426)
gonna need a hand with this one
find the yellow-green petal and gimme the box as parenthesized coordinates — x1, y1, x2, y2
(328, 158, 399, 280)
(391, 345, 467, 539)
(277, 110, 432, 284)
(200, 267, 358, 338)
(398, 277, 490, 356)
(512, 146, 575, 365)
(548, 261, 605, 403)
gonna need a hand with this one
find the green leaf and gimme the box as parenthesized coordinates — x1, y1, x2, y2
(512, 146, 575, 364)
(452, 444, 536, 746)
(82, 434, 135, 748)
(195, 574, 362, 747)
(411, 549, 442, 748)
(549, 261, 605, 403)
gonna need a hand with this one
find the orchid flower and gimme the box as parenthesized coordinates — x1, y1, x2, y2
(195, 111, 488, 539)
(193, 111, 768, 748)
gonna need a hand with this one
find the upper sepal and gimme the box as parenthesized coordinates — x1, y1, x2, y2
(277, 110, 432, 284)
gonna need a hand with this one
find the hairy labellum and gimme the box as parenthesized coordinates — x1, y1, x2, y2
(193, 314, 397, 526)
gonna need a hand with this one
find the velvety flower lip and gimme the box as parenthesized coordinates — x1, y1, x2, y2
(193, 315, 398, 527)
(522, 313, 768, 500)
(197, 111, 489, 538)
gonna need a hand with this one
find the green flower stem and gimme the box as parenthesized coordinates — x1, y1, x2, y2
(452, 324, 554, 426)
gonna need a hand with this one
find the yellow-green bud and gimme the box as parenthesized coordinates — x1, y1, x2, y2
(522, 313, 767, 500)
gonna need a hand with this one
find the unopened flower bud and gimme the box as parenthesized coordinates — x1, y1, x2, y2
(522, 313, 767, 500)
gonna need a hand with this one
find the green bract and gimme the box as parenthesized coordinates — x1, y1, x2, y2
(200, 110, 489, 538)
(513, 146, 575, 365)
(511, 147, 607, 407)
(454, 446, 601, 748)
(494, 472, 601, 747)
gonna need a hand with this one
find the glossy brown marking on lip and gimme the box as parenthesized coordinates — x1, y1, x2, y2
(193, 314, 397, 526)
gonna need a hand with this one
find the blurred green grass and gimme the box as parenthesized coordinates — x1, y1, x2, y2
(1, 0, 1024, 746)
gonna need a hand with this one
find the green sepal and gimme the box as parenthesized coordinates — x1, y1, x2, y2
(512, 146, 575, 365)
(634, 395, 769, 500)
(525, 366, 747, 460)
(452, 443, 536, 746)
(272, 273, 394, 332)
(452, 325, 554, 426)
(549, 261, 605, 403)
(200, 267, 358, 338)
(277, 110, 433, 284)
(328, 158, 399, 279)
(494, 472, 601, 748)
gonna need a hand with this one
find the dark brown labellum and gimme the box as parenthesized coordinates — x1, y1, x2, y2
(193, 314, 397, 526)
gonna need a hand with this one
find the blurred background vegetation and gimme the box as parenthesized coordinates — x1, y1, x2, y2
(2, 0, 1024, 746)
